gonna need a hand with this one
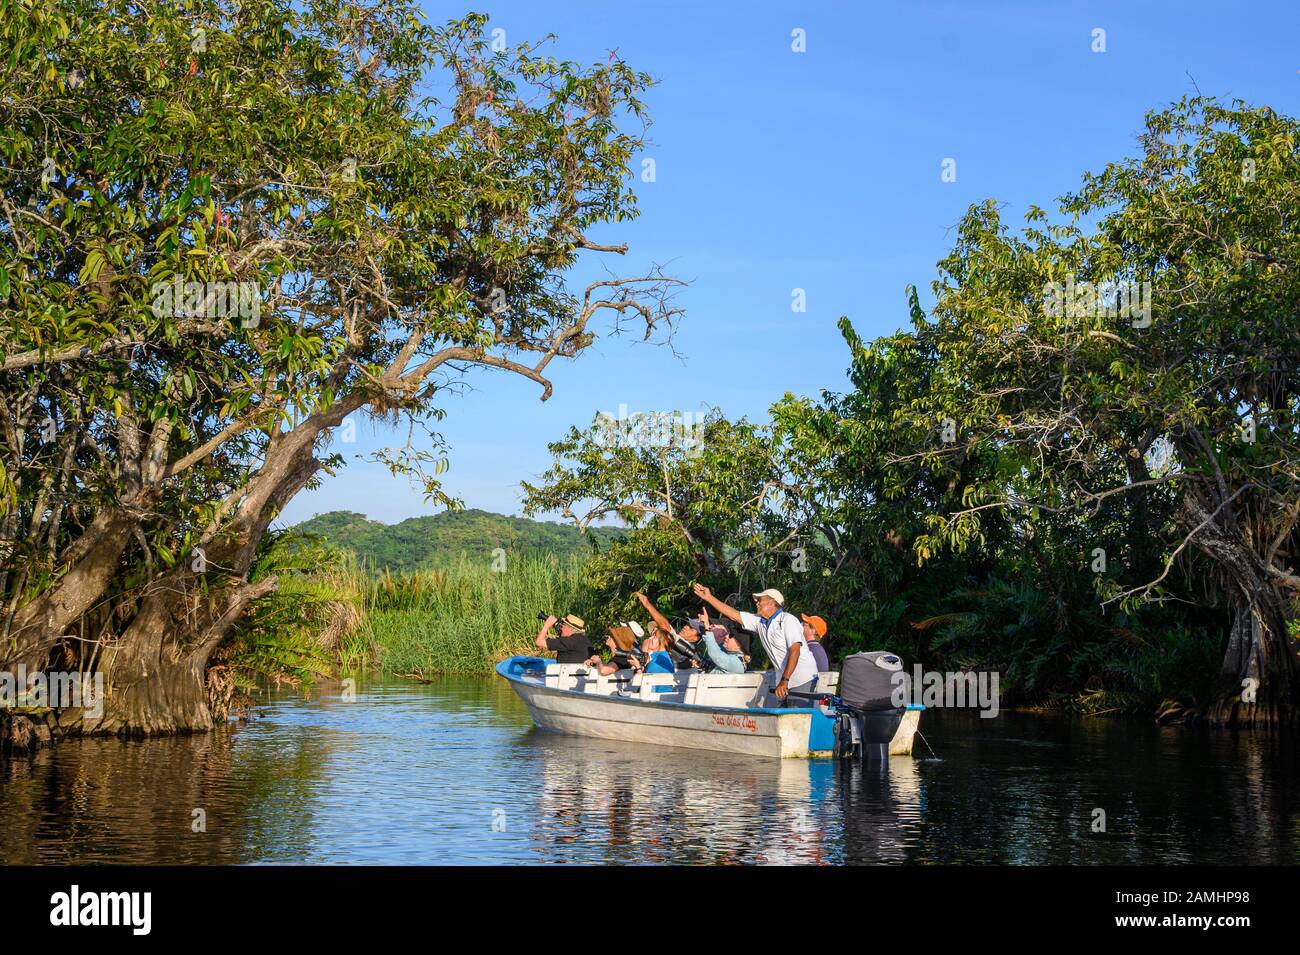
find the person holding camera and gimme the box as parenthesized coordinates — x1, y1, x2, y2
(584, 623, 643, 675)
(627, 623, 676, 674)
(534, 612, 590, 664)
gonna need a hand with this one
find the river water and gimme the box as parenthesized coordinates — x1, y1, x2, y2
(1, 676, 1296, 864)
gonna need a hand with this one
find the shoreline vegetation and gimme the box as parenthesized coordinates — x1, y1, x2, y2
(3, 0, 1297, 755)
(351, 554, 585, 679)
(220, 537, 586, 698)
(1, 2, 686, 750)
(213, 510, 598, 690)
(222, 523, 1273, 725)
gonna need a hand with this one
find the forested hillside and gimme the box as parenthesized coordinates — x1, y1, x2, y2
(292, 509, 623, 572)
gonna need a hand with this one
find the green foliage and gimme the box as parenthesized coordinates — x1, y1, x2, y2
(522, 409, 812, 628)
(291, 508, 622, 572)
(574, 524, 700, 635)
(893, 97, 1300, 710)
(222, 527, 591, 679)
(1, 0, 678, 717)
(212, 530, 355, 711)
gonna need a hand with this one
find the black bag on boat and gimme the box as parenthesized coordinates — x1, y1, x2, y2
(839, 651, 908, 711)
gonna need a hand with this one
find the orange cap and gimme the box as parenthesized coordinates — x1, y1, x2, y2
(800, 613, 827, 638)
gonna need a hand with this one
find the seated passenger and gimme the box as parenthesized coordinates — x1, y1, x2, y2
(700, 623, 751, 674)
(620, 621, 645, 667)
(670, 625, 706, 668)
(635, 591, 705, 668)
(584, 624, 641, 675)
(799, 614, 831, 673)
(630, 624, 676, 674)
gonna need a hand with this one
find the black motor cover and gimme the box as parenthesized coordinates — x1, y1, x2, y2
(839, 651, 908, 711)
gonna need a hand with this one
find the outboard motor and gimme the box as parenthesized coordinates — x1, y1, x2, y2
(834, 651, 909, 761)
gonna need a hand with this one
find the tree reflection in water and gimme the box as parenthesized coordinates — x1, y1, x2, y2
(0, 723, 331, 864)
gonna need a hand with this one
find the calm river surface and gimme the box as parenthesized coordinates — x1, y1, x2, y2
(1, 676, 1297, 864)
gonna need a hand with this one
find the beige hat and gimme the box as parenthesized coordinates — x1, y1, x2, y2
(561, 613, 585, 632)
(608, 625, 636, 653)
(626, 621, 646, 639)
(751, 588, 785, 605)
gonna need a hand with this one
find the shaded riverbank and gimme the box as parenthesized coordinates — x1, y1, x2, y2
(1, 676, 1296, 865)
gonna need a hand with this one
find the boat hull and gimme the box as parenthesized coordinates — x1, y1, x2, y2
(511, 674, 815, 758)
(890, 708, 921, 756)
(496, 656, 921, 759)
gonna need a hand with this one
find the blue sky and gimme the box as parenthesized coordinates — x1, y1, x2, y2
(279, 0, 1300, 526)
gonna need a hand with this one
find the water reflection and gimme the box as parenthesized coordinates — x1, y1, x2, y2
(520, 733, 924, 863)
(0, 716, 335, 864)
(0, 677, 1296, 865)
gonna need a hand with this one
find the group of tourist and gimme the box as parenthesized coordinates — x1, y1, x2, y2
(533, 584, 832, 708)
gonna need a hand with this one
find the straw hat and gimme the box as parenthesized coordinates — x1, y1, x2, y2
(561, 613, 585, 632)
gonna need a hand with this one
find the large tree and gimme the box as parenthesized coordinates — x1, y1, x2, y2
(910, 98, 1300, 724)
(1, 0, 679, 745)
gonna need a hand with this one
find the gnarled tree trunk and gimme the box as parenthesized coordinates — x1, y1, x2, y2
(1207, 582, 1297, 726)
(31, 572, 278, 744)
(1185, 490, 1300, 726)
(2, 427, 318, 751)
(2, 500, 147, 672)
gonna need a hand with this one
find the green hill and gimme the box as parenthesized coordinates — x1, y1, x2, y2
(290, 508, 623, 572)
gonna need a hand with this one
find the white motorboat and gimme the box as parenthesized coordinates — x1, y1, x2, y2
(496, 655, 923, 759)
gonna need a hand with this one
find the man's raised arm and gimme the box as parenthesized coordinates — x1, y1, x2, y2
(535, 614, 557, 650)
(692, 583, 742, 625)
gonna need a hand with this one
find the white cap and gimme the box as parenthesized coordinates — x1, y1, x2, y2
(626, 621, 646, 639)
(751, 588, 785, 605)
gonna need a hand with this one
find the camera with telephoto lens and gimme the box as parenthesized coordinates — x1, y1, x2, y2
(617, 645, 648, 665)
(670, 629, 713, 671)
(536, 611, 556, 623)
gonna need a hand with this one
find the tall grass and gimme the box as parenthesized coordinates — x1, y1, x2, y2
(331, 553, 586, 676)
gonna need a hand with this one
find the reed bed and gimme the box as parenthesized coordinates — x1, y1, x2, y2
(326, 553, 586, 676)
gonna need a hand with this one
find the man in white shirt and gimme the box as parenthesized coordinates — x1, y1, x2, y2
(692, 584, 819, 707)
